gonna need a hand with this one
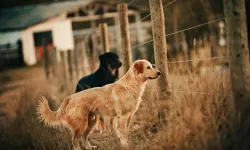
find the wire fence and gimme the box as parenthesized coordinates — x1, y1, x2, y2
(108, 0, 177, 43)
(145, 89, 230, 96)
(166, 56, 227, 64)
(43, 0, 230, 96)
(131, 17, 225, 50)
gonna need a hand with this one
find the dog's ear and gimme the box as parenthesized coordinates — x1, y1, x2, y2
(99, 54, 108, 67)
(99, 53, 106, 62)
(134, 61, 144, 73)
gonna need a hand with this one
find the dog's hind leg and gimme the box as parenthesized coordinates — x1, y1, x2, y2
(67, 115, 88, 150)
(82, 112, 98, 149)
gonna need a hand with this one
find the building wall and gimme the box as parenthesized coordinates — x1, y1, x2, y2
(20, 30, 36, 65)
(20, 18, 74, 66)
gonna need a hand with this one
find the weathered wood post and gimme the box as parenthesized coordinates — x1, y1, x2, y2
(118, 3, 132, 74)
(223, 0, 250, 148)
(135, 12, 147, 59)
(224, 0, 250, 115)
(67, 49, 77, 90)
(42, 39, 49, 79)
(74, 48, 79, 80)
(75, 42, 82, 79)
(50, 46, 57, 78)
(81, 40, 89, 75)
(58, 50, 64, 80)
(71, 49, 77, 85)
(99, 23, 110, 53)
(67, 50, 73, 82)
(88, 34, 96, 73)
(181, 33, 188, 61)
(149, 0, 171, 100)
(61, 50, 70, 91)
(115, 16, 121, 51)
(173, 3, 180, 54)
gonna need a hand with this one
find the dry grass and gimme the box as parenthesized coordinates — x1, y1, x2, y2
(0, 61, 238, 150)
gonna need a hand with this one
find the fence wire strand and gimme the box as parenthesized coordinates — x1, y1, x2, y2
(64, 1, 228, 98)
(131, 17, 225, 50)
(165, 17, 225, 37)
(167, 56, 228, 64)
(145, 89, 229, 96)
(137, 0, 177, 23)
(109, 0, 176, 42)
(106, 0, 137, 26)
(128, 0, 136, 6)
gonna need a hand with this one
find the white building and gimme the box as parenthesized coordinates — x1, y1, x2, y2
(0, 0, 151, 66)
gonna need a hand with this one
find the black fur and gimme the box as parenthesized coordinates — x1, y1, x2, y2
(76, 52, 122, 93)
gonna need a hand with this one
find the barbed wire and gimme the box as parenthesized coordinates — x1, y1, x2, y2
(145, 89, 229, 96)
(136, 0, 177, 23)
(131, 17, 225, 50)
(106, 0, 137, 26)
(166, 56, 228, 64)
(108, 0, 176, 43)
(128, 0, 136, 6)
(165, 17, 225, 37)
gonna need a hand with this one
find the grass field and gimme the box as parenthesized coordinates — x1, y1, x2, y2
(0, 62, 237, 150)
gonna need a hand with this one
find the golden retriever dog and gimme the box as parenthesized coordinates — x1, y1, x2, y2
(37, 60, 161, 150)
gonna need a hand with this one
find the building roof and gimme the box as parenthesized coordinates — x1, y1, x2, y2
(0, 1, 92, 31)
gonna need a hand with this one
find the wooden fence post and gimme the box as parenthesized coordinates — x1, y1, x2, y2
(181, 33, 188, 61)
(115, 16, 121, 51)
(50, 47, 57, 78)
(67, 50, 76, 90)
(224, 0, 250, 114)
(118, 3, 132, 74)
(61, 51, 70, 91)
(70, 49, 77, 85)
(88, 34, 96, 73)
(99, 23, 110, 53)
(149, 0, 171, 100)
(135, 12, 147, 59)
(75, 42, 82, 79)
(81, 40, 89, 75)
(173, 3, 180, 53)
(223, 0, 250, 147)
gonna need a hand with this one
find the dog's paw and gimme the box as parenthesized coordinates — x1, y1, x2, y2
(83, 140, 97, 150)
(120, 140, 129, 148)
(85, 145, 97, 150)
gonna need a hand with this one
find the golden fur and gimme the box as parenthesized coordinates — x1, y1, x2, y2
(37, 60, 161, 150)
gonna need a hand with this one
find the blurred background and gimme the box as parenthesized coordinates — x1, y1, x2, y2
(1, 0, 249, 70)
(0, 0, 250, 150)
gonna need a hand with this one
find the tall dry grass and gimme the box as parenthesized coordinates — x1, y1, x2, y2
(0, 61, 240, 150)
(131, 62, 233, 150)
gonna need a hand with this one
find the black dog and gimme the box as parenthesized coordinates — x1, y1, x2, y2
(76, 52, 122, 92)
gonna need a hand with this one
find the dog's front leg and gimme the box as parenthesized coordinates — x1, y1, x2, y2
(127, 114, 132, 128)
(117, 116, 129, 148)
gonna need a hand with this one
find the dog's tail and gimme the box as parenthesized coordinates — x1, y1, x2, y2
(37, 96, 69, 127)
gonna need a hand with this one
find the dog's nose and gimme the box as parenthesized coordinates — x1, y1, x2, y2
(118, 62, 122, 66)
(157, 71, 161, 76)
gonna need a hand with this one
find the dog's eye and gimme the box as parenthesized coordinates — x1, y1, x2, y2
(147, 66, 150, 69)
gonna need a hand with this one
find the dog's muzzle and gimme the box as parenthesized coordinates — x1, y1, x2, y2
(118, 62, 122, 68)
(148, 71, 161, 79)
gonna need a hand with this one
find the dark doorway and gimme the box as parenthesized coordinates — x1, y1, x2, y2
(33, 31, 53, 62)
